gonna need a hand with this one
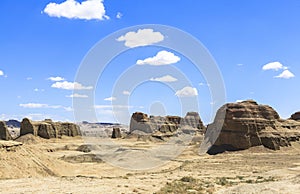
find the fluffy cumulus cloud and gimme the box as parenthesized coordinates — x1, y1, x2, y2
(43, 0, 109, 20)
(175, 86, 198, 97)
(150, 75, 178, 82)
(104, 97, 116, 101)
(51, 81, 93, 90)
(262, 61, 295, 79)
(137, 51, 180, 66)
(66, 93, 88, 98)
(123, 90, 130, 95)
(117, 29, 164, 48)
(274, 70, 295, 79)
(262, 62, 287, 71)
(0, 70, 4, 76)
(48, 76, 65, 81)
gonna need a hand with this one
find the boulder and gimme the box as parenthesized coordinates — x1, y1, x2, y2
(0, 121, 12, 140)
(205, 100, 300, 154)
(111, 127, 122, 138)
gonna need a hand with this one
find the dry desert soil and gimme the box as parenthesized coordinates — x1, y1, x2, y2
(0, 134, 300, 194)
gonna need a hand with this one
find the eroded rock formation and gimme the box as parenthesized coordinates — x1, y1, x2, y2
(129, 111, 205, 135)
(205, 100, 300, 154)
(0, 121, 12, 140)
(111, 127, 121, 138)
(291, 112, 300, 121)
(20, 118, 81, 139)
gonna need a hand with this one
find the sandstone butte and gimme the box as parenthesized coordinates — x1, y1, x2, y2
(204, 100, 300, 154)
(19, 118, 81, 139)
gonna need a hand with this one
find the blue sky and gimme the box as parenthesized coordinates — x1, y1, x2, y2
(0, 0, 300, 124)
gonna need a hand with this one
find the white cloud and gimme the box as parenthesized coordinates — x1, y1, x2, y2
(20, 103, 49, 108)
(0, 70, 4, 76)
(64, 107, 73, 111)
(117, 28, 164, 48)
(26, 77, 33, 80)
(34, 88, 45, 92)
(20, 103, 71, 111)
(95, 105, 133, 109)
(66, 93, 88, 98)
(136, 50, 180, 66)
(262, 62, 287, 71)
(274, 70, 295, 79)
(51, 81, 93, 90)
(104, 97, 116, 101)
(199, 82, 210, 86)
(123, 90, 130, 95)
(175, 86, 198, 97)
(43, 0, 109, 20)
(116, 12, 122, 19)
(150, 75, 178, 82)
(48, 76, 65, 81)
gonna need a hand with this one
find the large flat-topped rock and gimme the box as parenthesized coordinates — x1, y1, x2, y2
(205, 100, 300, 154)
(129, 111, 205, 134)
(20, 118, 81, 139)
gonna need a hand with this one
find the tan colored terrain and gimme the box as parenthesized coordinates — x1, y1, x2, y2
(0, 134, 300, 194)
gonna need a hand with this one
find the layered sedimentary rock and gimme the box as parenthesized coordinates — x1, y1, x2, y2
(205, 100, 300, 154)
(129, 111, 205, 135)
(20, 118, 81, 139)
(0, 121, 12, 140)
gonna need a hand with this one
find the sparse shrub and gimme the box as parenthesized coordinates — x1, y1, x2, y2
(180, 176, 196, 183)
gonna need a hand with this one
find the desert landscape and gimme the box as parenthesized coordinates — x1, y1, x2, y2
(0, 100, 300, 194)
(1, 1, 300, 193)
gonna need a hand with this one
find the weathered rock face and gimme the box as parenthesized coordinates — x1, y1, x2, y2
(291, 112, 300, 121)
(0, 121, 12, 140)
(130, 112, 153, 133)
(205, 100, 300, 154)
(20, 118, 40, 136)
(111, 127, 121, 138)
(182, 112, 205, 131)
(20, 118, 81, 139)
(129, 111, 205, 134)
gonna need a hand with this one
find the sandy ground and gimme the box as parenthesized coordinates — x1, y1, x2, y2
(0, 135, 300, 194)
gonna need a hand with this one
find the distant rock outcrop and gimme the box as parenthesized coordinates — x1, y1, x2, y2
(205, 100, 300, 154)
(111, 127, 121, 138)
(129, 111, 205, 135)
(291, 112, 300, 121)
(0, 121, 12, 140)
(5, 120, 21, 128)
(20, 118, 81, 139)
